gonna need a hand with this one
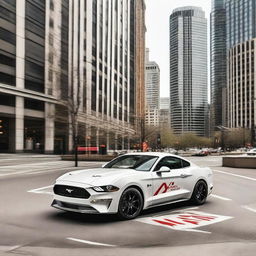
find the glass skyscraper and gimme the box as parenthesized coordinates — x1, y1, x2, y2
(210, 0, 227, 131)
(169, 6, 208, 137)
(226, 0, 256, 49)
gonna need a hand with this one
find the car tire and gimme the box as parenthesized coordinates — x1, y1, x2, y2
(117, 187, 143, 220)
(190, 180, 208, 205)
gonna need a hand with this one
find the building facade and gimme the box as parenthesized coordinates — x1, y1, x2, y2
(135, 0, 146, 131)
(169, 6, 208, 136)
(145, 48, 160, 126)
(225, 0, 256, 139)
(159, 97, 170, 129)
(210, 0, 227, 132)
(225, 0, 256, 50)
(0, 0, 145, 153)
(227, 39, 256, 131)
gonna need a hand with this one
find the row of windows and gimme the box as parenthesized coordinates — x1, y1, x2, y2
(0, 6, 15, 24)
(25, 0, 45, 93)
(25, 1, 45, 27)
(0, 0, 16, 89)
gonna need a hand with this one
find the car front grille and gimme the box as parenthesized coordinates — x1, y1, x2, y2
(53, 185, 90, 199)
(56, 201, 95, 211)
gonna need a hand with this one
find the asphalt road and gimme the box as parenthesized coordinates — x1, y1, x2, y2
(0, 154, 256, 256)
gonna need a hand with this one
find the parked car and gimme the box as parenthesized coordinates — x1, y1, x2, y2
(192, 149, 209, 156)
(247, 148, 256, 156)
(52, 152, 213, 220)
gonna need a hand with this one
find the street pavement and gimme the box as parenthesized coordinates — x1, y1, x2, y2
(0, 154, 256, 255)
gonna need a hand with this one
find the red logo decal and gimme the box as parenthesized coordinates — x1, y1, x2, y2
(154, 182, 180, 196)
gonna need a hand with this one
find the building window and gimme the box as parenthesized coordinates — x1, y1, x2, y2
(49, 52, 53, 64)
(24, 98, 45, 111)
(50, 0, 54, 11)
(49, 34, 53, 45)
(0, 27, 16, 45)
(50, 18, 54, 28)
(0, 54, 15, 67)
(48, 70, 53, 81)
(0, 72, 15, 86)
(0, 93, 15, 106)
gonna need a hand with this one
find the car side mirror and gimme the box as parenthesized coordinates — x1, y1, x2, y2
(156, 166, 171, 174)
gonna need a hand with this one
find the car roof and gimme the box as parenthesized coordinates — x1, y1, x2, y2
(124, 152, 190, 161)
(115, 152, 197, 167)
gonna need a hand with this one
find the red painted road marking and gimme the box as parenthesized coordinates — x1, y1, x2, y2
(135, 211, 233, 233)
(164, 219, 185, 225)
(153, 219, 184, 227)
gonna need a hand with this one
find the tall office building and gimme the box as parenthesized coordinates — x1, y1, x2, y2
(169, 7, 208, 136)
(135, 0, 146, 129)
(145, 48, 160, 126)
(159, 97, 170, 129)
(225, 0, 256, 141)
(0, 0, 145, 153)
(210, 0, 226, 132)
(227, 39, 256, 130)
(226, 0, 256, 50)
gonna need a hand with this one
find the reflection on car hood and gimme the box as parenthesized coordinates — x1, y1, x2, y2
(57, 168, 136, 186)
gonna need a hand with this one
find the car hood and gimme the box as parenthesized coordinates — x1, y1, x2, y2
(57, 168, 136, 186)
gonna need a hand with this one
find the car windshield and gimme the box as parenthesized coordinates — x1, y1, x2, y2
(104, 155, 158, 172)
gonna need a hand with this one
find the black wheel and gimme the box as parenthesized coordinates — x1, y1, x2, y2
(190, 180, 208, 205)
(117, 187, 143, 220)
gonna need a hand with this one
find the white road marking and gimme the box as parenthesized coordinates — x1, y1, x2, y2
(210, 194, 232, 201)
(0, 169, 39, 177)
(67, 237, 116, 247)
(28, 185, 54, 195)
(242, 206, 256, 214)
(135, 210, 233, 234)
(0, 245, 22, 252)
(213, 170, 256, 182)
(0, 161, 101, 177)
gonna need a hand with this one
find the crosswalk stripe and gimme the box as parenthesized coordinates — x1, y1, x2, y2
(67, 237, 116, 247)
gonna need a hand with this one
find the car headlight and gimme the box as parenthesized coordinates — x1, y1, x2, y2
(92, 185, 119, 192)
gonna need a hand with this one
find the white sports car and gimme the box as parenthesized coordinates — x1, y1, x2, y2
(52, 153, 213, 220)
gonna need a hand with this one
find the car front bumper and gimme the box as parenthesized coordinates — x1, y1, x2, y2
(51, 181, 121, 214)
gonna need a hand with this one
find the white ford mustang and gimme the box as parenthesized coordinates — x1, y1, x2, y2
(52, 153, 213, 220)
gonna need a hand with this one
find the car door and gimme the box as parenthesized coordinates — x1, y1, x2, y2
(151, 156, 192, 206)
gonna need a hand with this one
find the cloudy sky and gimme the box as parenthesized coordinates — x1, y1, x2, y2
(145, 0, 211, 97)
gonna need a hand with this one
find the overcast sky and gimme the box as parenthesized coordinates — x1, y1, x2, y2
(145, 0, 211, 98)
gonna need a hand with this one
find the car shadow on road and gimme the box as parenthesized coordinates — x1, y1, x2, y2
(141, 200, 213, 217)
(46, 211, 119, 225)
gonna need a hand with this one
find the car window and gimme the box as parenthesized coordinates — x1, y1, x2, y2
(135, 157, 158, 171)
(104, 155, 159, 172)
(155, 156, 183, 171)
(182, 160, 190, 168)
